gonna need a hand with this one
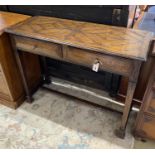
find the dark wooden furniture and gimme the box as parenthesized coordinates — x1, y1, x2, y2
(118, 12, 155, 107)
(134, 41, 155, 140)
(0, 11, 41, 109)
(134, 12, 155, 141)
(5, 16, 153, 138)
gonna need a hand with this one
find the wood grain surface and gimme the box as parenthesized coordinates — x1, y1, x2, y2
(0, 11, 41, 109)
(0, 11, 30, 35)
(5, 16, 153, 61)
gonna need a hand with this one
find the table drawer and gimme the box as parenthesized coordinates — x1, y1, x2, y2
(14, 36, 62, 60)
(65, 47, 133, 76)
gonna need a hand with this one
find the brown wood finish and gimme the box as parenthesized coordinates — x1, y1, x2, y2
(134, 48, 155, 140)
(0, 11, 41, 109)
(6, 16, 153, 138)
(0, 33, 24, 101)
(65, 46, 134, 76)
(19, 52, 41, 90)
(0, 11, 29, 35)
(0, 73, 10, 96)
(144, 92, 155, 115)
(6, 16, 153, 61)
(136, 114, 155, 140)
(14, 36, 62, 60)
(118, 12, 155, 106)
(118, 56, 155, 106)
(13, 35, 135, 76)
(131, 12, 155, 141)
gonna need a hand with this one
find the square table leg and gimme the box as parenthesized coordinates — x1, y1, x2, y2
(115, 60, 142, 138)
(10, 36, 33, 103)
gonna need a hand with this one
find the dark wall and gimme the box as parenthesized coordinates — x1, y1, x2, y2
(1, 5, 129, 26)
(0, 5, 130, 96)
(0, 5, 6, 10)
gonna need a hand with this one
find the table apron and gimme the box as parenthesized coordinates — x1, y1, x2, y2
(14, 35, 137, 77)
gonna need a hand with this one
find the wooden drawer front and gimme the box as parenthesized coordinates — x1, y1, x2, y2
(138, 114, 155, 140)
(65, 47, 133, 76)
(144, 90, 155, 116)
(14, 36, 62, 60)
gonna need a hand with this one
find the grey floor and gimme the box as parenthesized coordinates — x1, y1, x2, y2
(0, 88, 135, 148)
(0, 81, 155, 148)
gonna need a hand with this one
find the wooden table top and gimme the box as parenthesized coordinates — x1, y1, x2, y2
(5, 16, 154, 61)
(0, 11, 30, 35)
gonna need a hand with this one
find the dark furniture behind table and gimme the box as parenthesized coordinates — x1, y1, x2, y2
(134, 12, 155, 141)
(0, 11, 41, 109)
(118, 6, 155, 108)
(0, 5, 136, 98)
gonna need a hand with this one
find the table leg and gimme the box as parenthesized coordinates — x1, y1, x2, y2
(115, 61, 142, 138)
(10, 36, 33, 103)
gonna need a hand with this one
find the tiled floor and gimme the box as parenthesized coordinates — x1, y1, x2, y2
(0, 88, 154, 149)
